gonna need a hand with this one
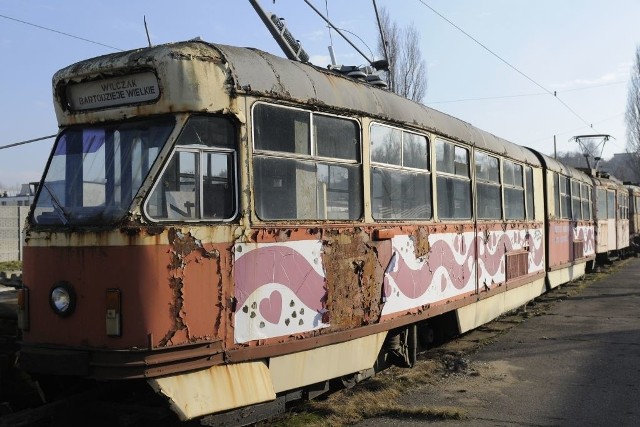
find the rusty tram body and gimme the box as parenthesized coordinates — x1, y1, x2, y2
(17, 41, 604, 421)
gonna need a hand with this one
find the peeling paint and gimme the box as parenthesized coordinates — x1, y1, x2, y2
(323, 229, 384, 329)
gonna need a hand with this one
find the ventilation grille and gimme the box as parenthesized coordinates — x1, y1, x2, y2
(506, 251, 529, 281)
(573, 240, 585, 259)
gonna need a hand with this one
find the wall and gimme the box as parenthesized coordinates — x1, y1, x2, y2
(0, 206, 28, 262)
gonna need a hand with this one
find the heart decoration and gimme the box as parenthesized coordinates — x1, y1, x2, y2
(259, 290, 283, 324)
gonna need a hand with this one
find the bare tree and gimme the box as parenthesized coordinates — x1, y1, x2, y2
(625, 45, 640, 179)
(376, 7, 427, 103)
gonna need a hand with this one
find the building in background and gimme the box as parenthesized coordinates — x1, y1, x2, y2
(0, 183, 35, 261)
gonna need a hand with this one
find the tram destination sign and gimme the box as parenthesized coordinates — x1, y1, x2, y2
(66, 72, 160, 111)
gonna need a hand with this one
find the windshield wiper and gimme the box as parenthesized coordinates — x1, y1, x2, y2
(41, 183, 69, 225)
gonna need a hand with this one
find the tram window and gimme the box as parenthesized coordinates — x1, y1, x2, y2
(525, 166, 534, 220)
(253, 103, 362, 220)
(475, 152, 501, 220)
(504, 160, 524, 220)
(558, 176, 570, 219)
(253, 104, 310, 155)
(403, 132, 429, 170)
(619, 194, 628, 219)
(436, 139, 471, 220)
(371, 169, 431, 219)
(146, 116, 237, 221)
(596, 188, 605, 219)
(371, 125, 401, 165)
(203, 152, 235, 219)
(33, 118, 174, 225)
(571, 180, 582, 220)
(607, 190, 615, 219)
(315, 114, 359, 161)
(371, 123, 431, 220)
(581, 183, 591, 220)
(254, 157, 361, 220)
(178, 115, 235, 148)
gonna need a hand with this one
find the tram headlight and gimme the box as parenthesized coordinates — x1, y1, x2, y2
(50, 282, 76, 316)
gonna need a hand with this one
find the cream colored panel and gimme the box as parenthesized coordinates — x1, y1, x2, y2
(148, 361, 275, 421)
(504, 278, 546, 313)
(547, 262, 586, 289)
(456, 292, 505, 334)
(456, 279, 546, 334)
(269, 332, 387, 393)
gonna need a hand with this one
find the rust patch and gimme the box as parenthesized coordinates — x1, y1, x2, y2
(411, 227, 431, 259)
(322, 229, 386, 330)
(161, 228, 225, 347)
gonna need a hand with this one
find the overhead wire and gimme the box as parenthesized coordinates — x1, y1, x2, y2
(415, 0, 595, 128)
(428, 81, 627, 105)
(0, 13, 123, 51)
(0, 13, 123, 151)
(0, 135, 56, 151)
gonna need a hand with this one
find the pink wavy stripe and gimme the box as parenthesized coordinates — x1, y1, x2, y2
(575, 228, 595, 252)
(528, 233, 545, 266)
(234, 246, 326, 313)
(479, 233, 512, 277)
(480, 232, 544, 276)
(386, 238, 477, 299)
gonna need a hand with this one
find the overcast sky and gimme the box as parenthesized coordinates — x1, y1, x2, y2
(0, 0, 637, 188)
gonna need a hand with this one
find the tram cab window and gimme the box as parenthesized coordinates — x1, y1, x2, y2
(33, 117, 174, 225)
(435, 139, 471, 220)
(475, 151, 501, 220)
(370, 124, 431, 220)
(252, 103, 362, 220)
(145, 116, 237, 221)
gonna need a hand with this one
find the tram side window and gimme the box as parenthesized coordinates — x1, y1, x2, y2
(525, 166, 534, 220)
(436, 139, 471, 220)
(253, 103, 362, 220)
(581, 183, 592, 220)
(475, 152, 501, 220)
(570, 180, 582, 220)
(370, 124, 431, 219)
(503, 160, 525, 220)
(607, 190, 615, 219)
(619, 193, 629, 219)
(146, 116, 236, 221)
(558, 176, 571, 219)
(596, 188, 606, 220)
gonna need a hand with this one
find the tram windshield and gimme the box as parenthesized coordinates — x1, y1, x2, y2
(32, 117, 175, 225)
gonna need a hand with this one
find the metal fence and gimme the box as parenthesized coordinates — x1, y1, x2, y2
(0, 206, 28, 262)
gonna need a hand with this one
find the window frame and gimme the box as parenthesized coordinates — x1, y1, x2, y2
(143, 115, 238, 223)
(370, 122, 432, 220)
(435, 138, 472, 220)
(252, 102, 363, 221)
(475, 150, 502, 220)
(503, 159, 525, 220)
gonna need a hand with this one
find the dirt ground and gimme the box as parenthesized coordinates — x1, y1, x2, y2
(272, 259, 640, 427)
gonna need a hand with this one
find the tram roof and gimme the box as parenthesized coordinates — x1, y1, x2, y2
(526, 148, 593, 184)
(55, 40, 541, 166)
(214, 42, 541, 166)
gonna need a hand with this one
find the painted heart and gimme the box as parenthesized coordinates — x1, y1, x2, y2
(259, 291, 283, 324)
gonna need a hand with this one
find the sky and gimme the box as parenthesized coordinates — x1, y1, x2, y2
(0, 0, 638, 190)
